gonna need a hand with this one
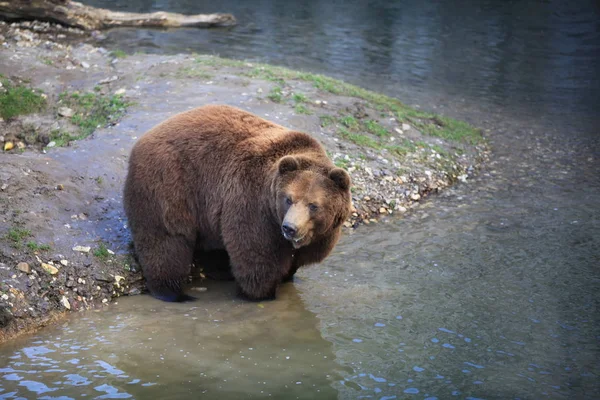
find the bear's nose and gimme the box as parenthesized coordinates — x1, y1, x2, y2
(282, 222, 297, 239)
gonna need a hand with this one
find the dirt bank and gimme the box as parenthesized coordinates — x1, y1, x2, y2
(0, 20, 489, 343)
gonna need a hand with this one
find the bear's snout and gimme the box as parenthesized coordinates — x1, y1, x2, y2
(282, 222, 298, 240)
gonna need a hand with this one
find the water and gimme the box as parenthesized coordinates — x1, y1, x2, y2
(2, 0, 600, 399)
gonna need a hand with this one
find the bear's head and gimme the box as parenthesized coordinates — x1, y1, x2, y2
(274, 155, 351, 249)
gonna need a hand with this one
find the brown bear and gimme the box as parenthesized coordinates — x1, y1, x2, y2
(123, 104, 351, 302)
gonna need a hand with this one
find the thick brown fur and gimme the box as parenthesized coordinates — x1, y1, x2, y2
(123, 104, 351, 302)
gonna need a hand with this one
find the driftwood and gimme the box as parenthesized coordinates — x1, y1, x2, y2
(0, 0, 236, 30)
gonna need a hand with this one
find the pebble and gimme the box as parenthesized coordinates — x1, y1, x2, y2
(402, 123, 411, 131)
(41, 262, 59, 275)
(81, 61, 90, 69)
(16, 262, 30, 274)
(1, 183, 7, 191)
(115, 88, 126, 95)
(56, 184, 64, 190)
(61, 296, 71, 310)
(58, 107, 74, 117)
(72, 245, 91, 253)
(60, 260, 68, 266)
(410, 193, 421, 201)
(46, 141, 56, 148)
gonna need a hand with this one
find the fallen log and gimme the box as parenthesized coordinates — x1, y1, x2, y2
(0, 0, 236, 30)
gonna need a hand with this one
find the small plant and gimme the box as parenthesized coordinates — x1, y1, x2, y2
(339, 115, 359, 130)
(95, 176, 104, 185)
(292, 93, 308, 103)
(0, 77, 46, 120)
(6, 227, 31, 248)
(26, 241, 51, 252)
(338, 127, 380, 149)
(294, 104, 312, 115)
(110, 49, 127, 59)
(365, 120, 390, 137)
(334, 158, 349, 169)
(319, 115, 335, 128)
(268, 87, 283, 103)
(93, 242, 110, 260)
(176, 67, 212, 80)
(58, 91, 130, 138)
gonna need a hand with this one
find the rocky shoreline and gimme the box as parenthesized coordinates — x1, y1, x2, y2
(0, 20, 489, 343)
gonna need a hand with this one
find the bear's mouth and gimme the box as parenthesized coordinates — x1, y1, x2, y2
(282, 231, 306, 248)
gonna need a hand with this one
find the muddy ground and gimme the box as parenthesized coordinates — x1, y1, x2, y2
(0, 21, 488, 343)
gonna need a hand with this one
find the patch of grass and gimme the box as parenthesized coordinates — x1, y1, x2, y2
(0, 77, 46, 120)
(292, 93, 308, 103)
(339, 115, 359, 130)
(26, 241, 51, 252)
(58, 91, 130, 138)
(6, 227, 31, 248)
(338, 127, 381, 149)
(93, 242, 110, 260)
(334, 158, 349, 169)
(268, 87, 284, 103)
(110, 49, 127, 59)
(319, 115, 335, 128)
(294, 104, 312, 115)
(49, 130, 77, 147)
(185, 55, 483, 144)
(40, 57, 54, 66)
(365, 120, 390, 137)
(176, 67, 212, 80)
(95, 176, 103, 184)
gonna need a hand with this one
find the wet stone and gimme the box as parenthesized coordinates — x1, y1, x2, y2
(16, 262, 30, 274)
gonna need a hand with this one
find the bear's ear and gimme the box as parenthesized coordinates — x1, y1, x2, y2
(329, 168, 350, 191)
(278, 156, 299, 174)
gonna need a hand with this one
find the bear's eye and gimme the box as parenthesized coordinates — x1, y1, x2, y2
(285, 197, 293, 206)
(309, 203, 319, 212)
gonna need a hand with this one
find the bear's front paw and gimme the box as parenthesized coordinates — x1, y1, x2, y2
(235, 282, 277, 302)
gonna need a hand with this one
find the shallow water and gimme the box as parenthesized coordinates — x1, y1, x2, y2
(1, 0, 599, 399)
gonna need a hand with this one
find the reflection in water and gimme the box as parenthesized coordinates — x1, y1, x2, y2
(0, 283, 345, 399)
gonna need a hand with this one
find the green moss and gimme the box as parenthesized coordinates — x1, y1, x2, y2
(0, 78, 46, 120)
(58, 91, 130, 139)
(292, 93, 308, 103)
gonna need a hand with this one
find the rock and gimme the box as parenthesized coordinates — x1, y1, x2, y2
(58, 107, 74, 117)
(402, 123, 411, 131)
(60, 260, 69, 266)
(46, 141, 56, 148)
(379, 207, 387, 214)
(16, 141, 25, 149)
(397, 206, 408, 213)
(72, 245, 91, 253)
(191, 287, 207, 292)
(16, 262, 30, 274)
(56, 184, 64, 190)
(41, 262, 59, 275)
(410, 193, 421, 201)
(81, 61, 90, 69)
(102, 298, 108, 304)
(61, 296, 71, 310)
(0, 183, 7, 191)
(4, 142, 14, 151)
(114, 88, 126, 95)
(98, 76, 118, 84)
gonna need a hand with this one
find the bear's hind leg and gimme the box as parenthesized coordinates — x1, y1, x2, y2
(135, 231, 195, 302)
